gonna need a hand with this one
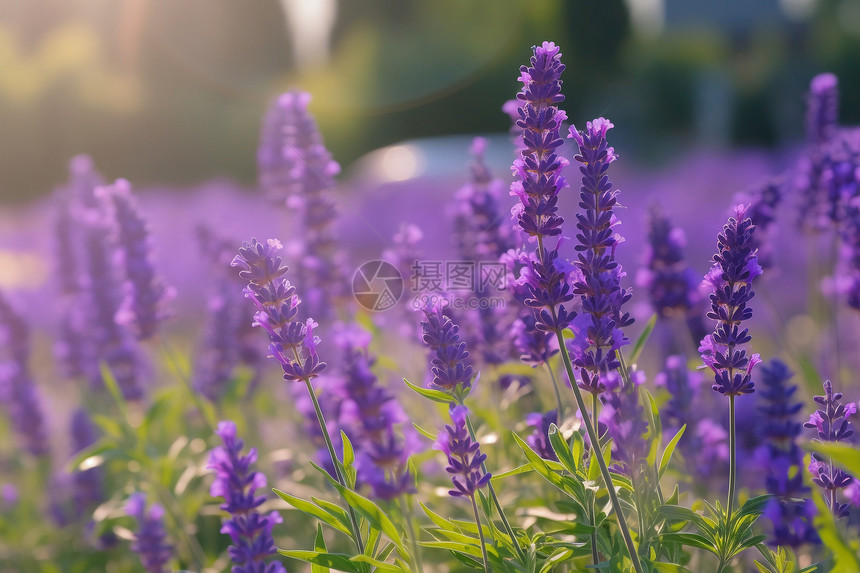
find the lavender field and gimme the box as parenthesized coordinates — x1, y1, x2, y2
(1, 4, 860, 573)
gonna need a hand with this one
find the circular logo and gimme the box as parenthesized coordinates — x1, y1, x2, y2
(352, 260, 404, 312)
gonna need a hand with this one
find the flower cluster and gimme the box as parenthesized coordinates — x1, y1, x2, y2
(509, 42, 577, 335)
(755, 360, 818, 548)
(0, 290, 48, 457)
(70, 409, 104, 515)
(804, 380, 857, 518)
(126, 493, 173, 573)
(600, 372, 648, 477)
(568, 117, 632, 395)
(699, 206, 762, 396)
(258, 91, 346, 320)
(435, 405, 491, 499)
(420, 302, 474, 396)
(733, 180, 784, 271)
(335, 324, 416, 500)
(452, 137, 515, 366)
(209, 421, 285, 573)
(101, 179, 173, 340)
(232, 238, 325, 383)
(638, 206, 702, 319)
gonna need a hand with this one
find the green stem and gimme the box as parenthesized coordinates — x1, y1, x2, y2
(156, 338, 217, 433)
(554, 330, 644, 573)
(303, 377, 365, 554)
(464, 414, 525, 562)
(400, 494, 423, 573)
(471, 494, 491, 573)
(589, 496, 600, 566)
(727, 394, 736, 522)
(545, 362, 565, 421)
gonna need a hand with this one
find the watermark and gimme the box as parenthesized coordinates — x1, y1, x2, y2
(352, 259, 508, 312)
(352, 260, 404, 311)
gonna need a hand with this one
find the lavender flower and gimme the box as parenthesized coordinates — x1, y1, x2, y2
(209, 421, 286, 573)
(807, 73, 839, 147)
(756, 360, 818, 548)
(502, 249, 557, 367)
(258, 91, 346, 320)
(453, 137, 513, 264)
(335, 323, 415, 500)
(804, 380, 857, 518)
(435, 405, 491, 498)
(526, 410, 558, 461)
(600, 372, 648, 477)
(509, 42, 577, 335)
(232, 238, 325, 384)
(80, 206, 144, 400)
(699, 206, 762, 397)
(126, 493, 173, 573)
(420, 302, 474, 397)
(638, 206, 702, 318)
(568, 117, 632, 395)
(452, 138, 516, 366)
(101, 179, 173, 340)
(192, 226, 245, 401)
(0, 290, 49, 457)
(733, 179, 784, 271)
(654, 355, 699, 433)
(70, 409, 104, 514)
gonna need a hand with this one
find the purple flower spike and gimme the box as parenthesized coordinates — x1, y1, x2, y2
(420, 301, 474, 396)
(638, 206, 702, 318)
(568, 117, 632, 395)
(733, 180, 784, 271)
(71, 409, 104, 514)
(435, 405, 491, 498)
(699, 206, 761, 397)
(81, 207, 144, 400)
(0, 290, 49, 457)
(756, 360, 818, 548)
(232, 238, 326, 384)
(209, 421, 286, 573)
(258, 91, 346, 319)
(807, 73, 839, 147)
(804, 380, 857, 519)
(100, 179, 173, 340)
(508, 43, 578, 339)
(126, 493, 173, 573)
(600, 371, 648, 476)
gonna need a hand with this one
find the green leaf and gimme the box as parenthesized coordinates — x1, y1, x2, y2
(273, 489, 351, 536)
(736, 495, 773, 520)
(804, 441, 860, 477)
(350, 555, 402, 572)
(340, 431, 357, 489)
(659, 425, 686, 478)
(652, 562, 695, 573)
(412, 423, 436, 441)
(548, 423, 579, 474)
(420, 502, 455, 531)
(661, 532, 717, 554)
(420, 541, 484, 559)
(403, 378, 453, 404)
(539, 547, 575, 573)
(279, 550, 361, 572)
(312, 524, 330, 573)
(809, 479, 860, 573)
(629, 313, 657, 365)
(333, 484, 405, 552)
(491, 464, 534, 481)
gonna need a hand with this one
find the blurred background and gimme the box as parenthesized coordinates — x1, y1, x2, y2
(0, 0, 859, 204)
